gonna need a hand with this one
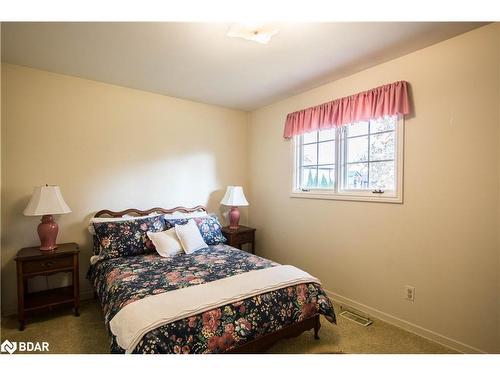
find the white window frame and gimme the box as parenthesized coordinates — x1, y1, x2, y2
(291, 116, 404, 203)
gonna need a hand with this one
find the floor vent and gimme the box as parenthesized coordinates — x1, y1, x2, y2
(339, 310, 373, 327)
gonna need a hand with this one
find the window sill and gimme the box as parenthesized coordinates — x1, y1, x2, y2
(290, 191, 403, 204)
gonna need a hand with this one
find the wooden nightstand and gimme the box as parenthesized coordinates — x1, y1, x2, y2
(222, 226, 256, 254)
(15, 242, 80, 331)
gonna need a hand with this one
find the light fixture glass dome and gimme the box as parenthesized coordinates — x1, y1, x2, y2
(227, 23, 279, 44)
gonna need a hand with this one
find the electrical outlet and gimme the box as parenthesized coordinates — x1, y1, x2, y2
(404, 285, 415, 302)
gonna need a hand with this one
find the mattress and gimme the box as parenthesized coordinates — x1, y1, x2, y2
(87, 244, 336, 353)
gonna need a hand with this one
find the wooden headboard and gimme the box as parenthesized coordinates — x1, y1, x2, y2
(94, 205, 207, 218)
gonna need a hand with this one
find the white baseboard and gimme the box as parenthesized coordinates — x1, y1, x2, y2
(2, 306, 17, 317)
(80, 288, 95, 301)
(1, 288, 96, 317)
(1, 285, 488, 353)
(325, 289, 486, 354)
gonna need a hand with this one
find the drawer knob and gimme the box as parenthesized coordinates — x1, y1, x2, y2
(43, 261, 55, 267)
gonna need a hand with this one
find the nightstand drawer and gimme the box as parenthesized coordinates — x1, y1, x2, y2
(16, 242, 80, 330)
(234, 230, 254, 244)
(23, 256, 73, 274)
(221, 226, 256, 254)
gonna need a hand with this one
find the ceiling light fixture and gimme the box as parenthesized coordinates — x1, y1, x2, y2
(227, 23, 279, 44)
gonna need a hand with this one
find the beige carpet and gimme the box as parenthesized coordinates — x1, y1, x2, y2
(1, 299, 456, 354)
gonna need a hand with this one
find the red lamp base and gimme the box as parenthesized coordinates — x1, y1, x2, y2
(38, 215, 59, 251)
(228, 206, 241, 229)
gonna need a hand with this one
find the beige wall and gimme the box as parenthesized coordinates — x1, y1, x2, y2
(0, 64, 248, 314)
(498, 23, 500, 354)
(248, 24, 500, 353)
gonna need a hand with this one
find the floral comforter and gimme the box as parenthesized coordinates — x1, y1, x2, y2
(87, 244, 336, 353)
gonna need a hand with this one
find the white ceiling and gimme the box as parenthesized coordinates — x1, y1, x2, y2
(1, 22, 485, 111)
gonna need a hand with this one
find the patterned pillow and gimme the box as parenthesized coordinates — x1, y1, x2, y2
(93, 215, 165, 260)
(165, 214, 226, 245)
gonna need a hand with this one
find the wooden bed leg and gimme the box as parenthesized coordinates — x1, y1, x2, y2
(313, 315, 321, 340)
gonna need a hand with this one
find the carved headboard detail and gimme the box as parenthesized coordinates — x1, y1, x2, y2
(94, 205, 207, 218)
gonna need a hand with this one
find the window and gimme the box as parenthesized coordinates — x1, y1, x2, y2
(292, 115, 403, 203)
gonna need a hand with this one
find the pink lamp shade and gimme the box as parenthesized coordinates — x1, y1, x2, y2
(220, 186, 249, 229)
(24, 185, 71, 251)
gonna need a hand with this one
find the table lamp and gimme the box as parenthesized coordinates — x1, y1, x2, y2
(23, 185, 72, 251)
(220, 186, 249, 229)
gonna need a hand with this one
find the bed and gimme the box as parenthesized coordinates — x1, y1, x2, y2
(87, 206, 336, 354)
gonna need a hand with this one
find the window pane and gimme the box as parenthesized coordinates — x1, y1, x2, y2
(317, 166, 335, 189)
(303, 131, 318, 144)
(370, 131, 395, 161)
(347, 136, 368, 163)
(302, 143, 317, 165)
(318, 141, 335, 165)
(295, 114, 401, 197)
(370, 116, 396, 133)
(369, 161, 395, 190)
(347, 121, 369, 137)
(301, 167, 318, 189)
(319, 128, 335, 141)
(345, 163, 368, 189)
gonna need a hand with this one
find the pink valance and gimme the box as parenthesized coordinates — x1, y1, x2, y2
(283, 81, 410, 139)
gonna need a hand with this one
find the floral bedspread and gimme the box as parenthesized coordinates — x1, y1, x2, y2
(87, 244, 336, 353)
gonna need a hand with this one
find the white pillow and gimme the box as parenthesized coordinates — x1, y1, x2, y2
(175, 219, 208, 254)
(163, 211, 208, 219)
(88, 213, 161, 235)
(147, 228, 183, 257)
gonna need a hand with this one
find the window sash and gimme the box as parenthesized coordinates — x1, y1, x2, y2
(292, 116, 403, 203)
